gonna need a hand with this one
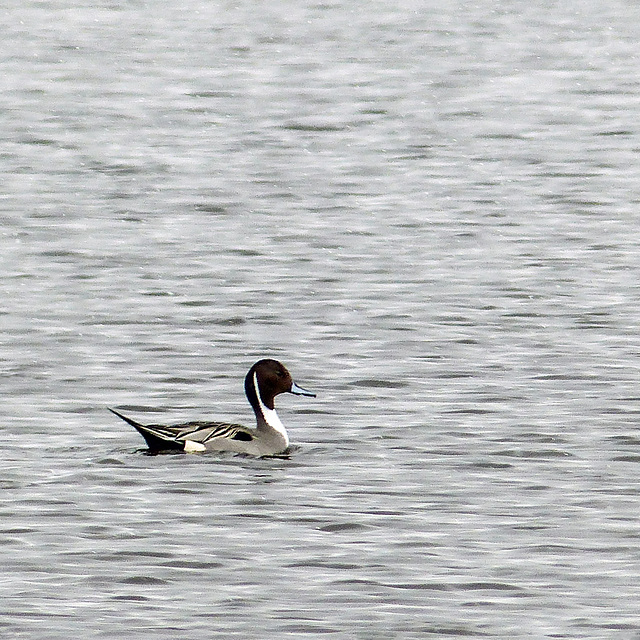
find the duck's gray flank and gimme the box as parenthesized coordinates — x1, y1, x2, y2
(109, 359, 315, 456)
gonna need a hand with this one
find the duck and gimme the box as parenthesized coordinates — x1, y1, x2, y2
(109, 359, 315, 456)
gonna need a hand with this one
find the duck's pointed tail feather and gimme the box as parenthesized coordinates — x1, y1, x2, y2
(108, 408, 144, 428)
(108, 408, 184, 452)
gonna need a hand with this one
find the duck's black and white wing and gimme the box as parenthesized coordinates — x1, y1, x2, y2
(109, 409, 253, 452)
(172, 421, 254, 446)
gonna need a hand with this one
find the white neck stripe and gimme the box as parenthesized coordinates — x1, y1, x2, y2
(253, 372, 288, 443)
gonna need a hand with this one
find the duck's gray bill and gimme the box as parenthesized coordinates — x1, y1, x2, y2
(290, 381, 316, 397)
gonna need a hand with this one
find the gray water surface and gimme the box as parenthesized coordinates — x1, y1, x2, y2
(2, 1, 640, 638)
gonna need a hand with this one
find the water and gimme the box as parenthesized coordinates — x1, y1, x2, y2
(2, 1, 640, 637)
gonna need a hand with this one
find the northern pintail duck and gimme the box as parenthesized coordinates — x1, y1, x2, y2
(109, 359, 315, 456)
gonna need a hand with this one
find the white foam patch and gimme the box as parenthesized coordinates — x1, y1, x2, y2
(184, 440, 207, 453)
